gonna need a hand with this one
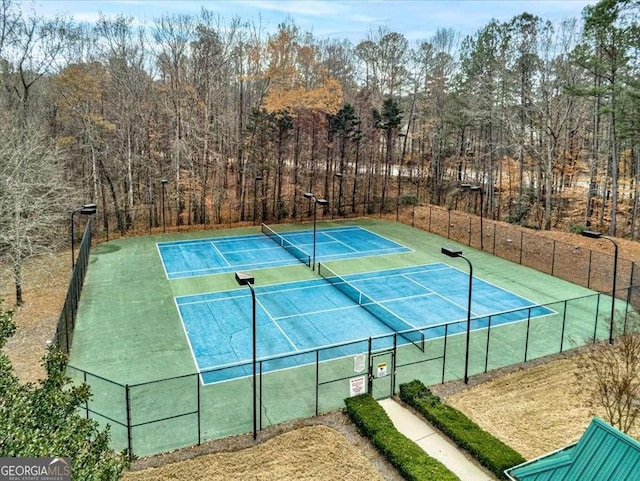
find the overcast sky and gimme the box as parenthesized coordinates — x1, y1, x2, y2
(19, 0, 596, 43)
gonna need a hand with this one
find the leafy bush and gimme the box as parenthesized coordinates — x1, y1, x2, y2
(399, 380, 525, 480)
(0, 300, 130, 479)
(344, 393, 459, 481)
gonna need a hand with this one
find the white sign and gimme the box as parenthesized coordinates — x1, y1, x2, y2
(377, 362, 387, 378)
(353, 353, 366, 373)
(349, 376, 366, 397)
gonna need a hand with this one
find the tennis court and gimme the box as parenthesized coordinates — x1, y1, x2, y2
(177, 263, 554, 384)
(69, 219, 618, 456)
(158, 224, 411, 279)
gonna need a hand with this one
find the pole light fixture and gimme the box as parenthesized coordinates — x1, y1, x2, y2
(71, 203, 97, 269)
(161, 179, 168, 233)
(304, 193, 328, 270)
(253, 175, 263, 226)
(581, 230, 619, 344)
(461, 183, 484, 251)
(235, 271, 258, 440)
(441, 247, 473, 384)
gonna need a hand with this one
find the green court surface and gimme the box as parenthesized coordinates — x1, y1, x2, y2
(69, 219, 626, 456)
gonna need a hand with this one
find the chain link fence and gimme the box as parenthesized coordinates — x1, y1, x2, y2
(57, 198, 640, 456)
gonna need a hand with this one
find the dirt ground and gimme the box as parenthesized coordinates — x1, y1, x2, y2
(1, 225, 639, 479)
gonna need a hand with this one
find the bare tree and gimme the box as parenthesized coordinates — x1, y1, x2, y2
(576, 319, 640, 434)
(0, 127, 76, 305)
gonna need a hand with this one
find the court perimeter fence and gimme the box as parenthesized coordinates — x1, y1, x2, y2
(55, 218, 93, 355)
(66, 283, 640, 457)
(87, 197, 637, 299)
(57, 198, 640, 456)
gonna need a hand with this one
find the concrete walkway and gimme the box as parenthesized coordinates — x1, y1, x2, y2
(378, 398, 497, 481)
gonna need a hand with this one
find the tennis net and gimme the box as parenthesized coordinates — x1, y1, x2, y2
(261, 223, 311, 267)
(318, 263, 424, 351)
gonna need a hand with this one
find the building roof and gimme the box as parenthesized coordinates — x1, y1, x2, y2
(505, 417, 640, 481)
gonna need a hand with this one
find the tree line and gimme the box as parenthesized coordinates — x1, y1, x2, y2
(1, 0, 640, 302)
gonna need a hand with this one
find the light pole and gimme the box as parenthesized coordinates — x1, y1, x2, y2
(161, 179, 168, 233)
(461, 184, 484, 251)
(253, 175, 263, 226)
(332, 172, 343, 219)
(235, 271, 258, 440)
(304, 193, 328, 270)
(441, 247, 473, 384)
(71, 203, 97, 269)
(582, 230, 619, 344)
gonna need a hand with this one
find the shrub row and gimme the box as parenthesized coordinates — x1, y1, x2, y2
(399, 380, 526, 480)
(344, 393, 460, 481)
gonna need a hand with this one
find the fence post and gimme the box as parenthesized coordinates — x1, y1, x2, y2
(560, 300, 568, 352)
(83, 371, 89, 419)
(587, 250, 593, 289)
(524, 308, 532, 363)
(259, 361, 263, 431)
(367, 337, 373, 393)
(441, 324, 448, 384)
(468, 217, 471, 246)
(125, 384, 133, 457)
(196, 374, 201, 446)
(484, 316, 492, 373)
(492, 223, 496, 255)
(519, 231, 524, 265)
(593, 293, 601, 342)
(551, 240, 556, 276)
(447, 210, 451, 239)
(315, 350, 320, 416)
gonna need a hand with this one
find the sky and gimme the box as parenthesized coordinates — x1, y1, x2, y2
(18, 0, 597, 43)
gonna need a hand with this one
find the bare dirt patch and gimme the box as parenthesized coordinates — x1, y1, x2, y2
(0, 251, 69, 383)
(434, 350, 640, 460)
(123, 422, 397, 481)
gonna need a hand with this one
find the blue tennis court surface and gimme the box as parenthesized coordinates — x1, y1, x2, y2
(175, 263, 554, 384)
(158, 225, 411, 279)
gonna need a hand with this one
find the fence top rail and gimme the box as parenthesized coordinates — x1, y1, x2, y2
(66, 366, 127, 387)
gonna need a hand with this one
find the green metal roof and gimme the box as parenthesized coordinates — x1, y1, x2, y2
(506, 418, 640, 481)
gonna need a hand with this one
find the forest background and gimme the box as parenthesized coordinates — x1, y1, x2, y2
(1, 0, 639, 305)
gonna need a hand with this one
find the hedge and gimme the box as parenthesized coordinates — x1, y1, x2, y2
(344, 394, 460, 481)
(399, 380, 526, 480)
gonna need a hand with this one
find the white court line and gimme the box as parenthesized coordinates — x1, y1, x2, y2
(174, 297, 206, 386)
(273, 303, 363, 321)
(321, 232, 358, 252)
(255, 296, 299, 351)
(156, 244, 171, 279)
(209, 241, 231, 266)
(439, 264, 551, 310)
